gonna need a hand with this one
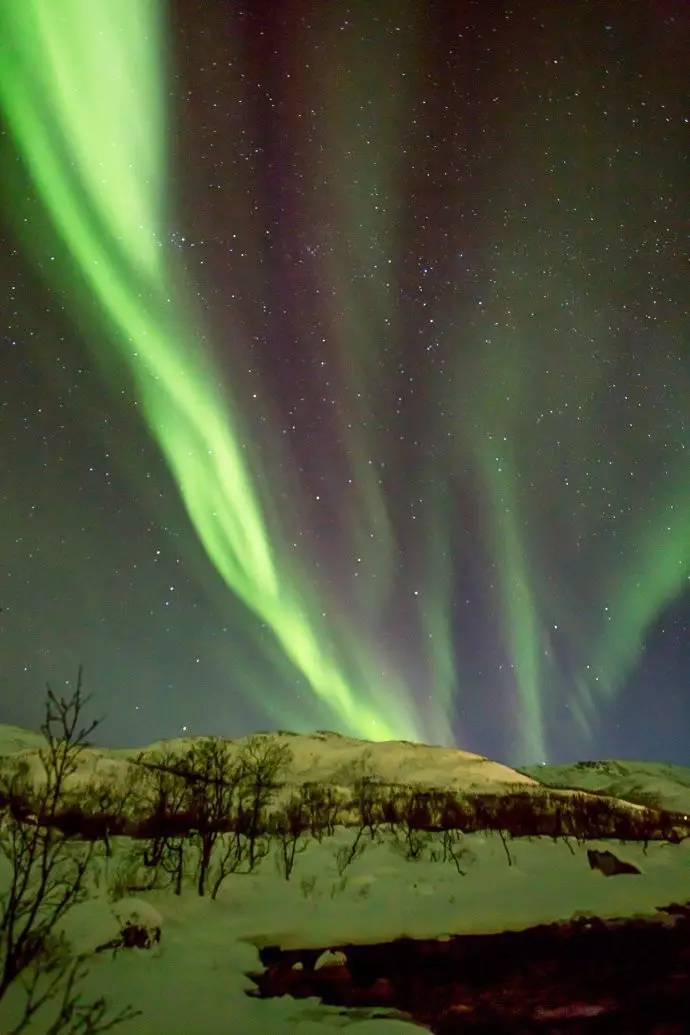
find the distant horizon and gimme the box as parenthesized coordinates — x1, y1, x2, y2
(1, 715, 688, 772)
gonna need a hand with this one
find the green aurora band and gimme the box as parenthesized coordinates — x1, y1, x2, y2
(0, 0, 430, 744)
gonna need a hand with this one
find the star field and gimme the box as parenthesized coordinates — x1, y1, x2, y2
(0, 0, 688, 764)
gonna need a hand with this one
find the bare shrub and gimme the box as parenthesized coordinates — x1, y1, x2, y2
(133, 752, 190, 894)
(335, 829, 366, 876)
(300, 875, 317, 899)
(380, 786, 403, 834)
(180, 738, 244, 896)
(240, 736, 292, 871)
(439, 828, 468, 875)
(271, 795, 309, 880)
(299, 782, 343, 841)
(76, 771, 138, 857)
(395, 790, 433, 861)
(0, 669, 139, 1032)
(131, 734, 292, 895)
(496, 828, 514, 867)
(209, 831, 247, 899)
(14, 942, 140, 1034)
(351, 774, 383, 841)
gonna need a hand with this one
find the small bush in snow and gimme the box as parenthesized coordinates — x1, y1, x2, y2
(334, 830, 366, 876)
(108, 853, 146, 902)
(330, 875, 349, 898)
(299, 875, 318, 899)
(435, 828, 468, 875)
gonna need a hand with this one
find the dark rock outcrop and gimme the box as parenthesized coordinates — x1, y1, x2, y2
(587, 848, 641, 876)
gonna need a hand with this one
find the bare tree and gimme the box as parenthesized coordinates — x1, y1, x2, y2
(334, 826, 366, 877)
(11, 949, 139, 1034)
(439, 828, 467, 875)
(239, 736, 292, 871)
(321, 785, 344, 837)
(395, 790, 433, 861)
(134, 750, 190, 894)
(332, 772, 383, 877)
(181, 738, 244, 896)
(209, 830, 247, 900)
(271, 795, 309, 880)
(78, 768, 138, 858)
(0, 668, 139, 1032)
(496, 828, 514, 867)
(351, 774, 383, 841)
(295, 782, 345, 841)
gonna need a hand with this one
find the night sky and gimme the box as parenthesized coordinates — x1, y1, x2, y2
(1, 0, 688, 765)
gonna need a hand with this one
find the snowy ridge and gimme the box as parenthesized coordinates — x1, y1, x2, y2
(0, 726, 665, 826)
(0, 725, 539, 796)
(0, 725, 50, 756)
(523, 759, 690, 815)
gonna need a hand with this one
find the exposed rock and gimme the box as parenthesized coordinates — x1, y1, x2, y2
(96, 898, 162, 953)
(118, 920, 161, 949)
(587, 847, 640, 876)
(656, 901, 690, 920)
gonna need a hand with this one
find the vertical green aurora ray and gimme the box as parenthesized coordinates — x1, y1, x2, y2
(303, 9, 456, 743)
(419, 499, 461, 741)
(479, 442, 548, 762)
(455, 255, 687, 757)
(437, 0, 690, 755)
(591, 485, 690, 702)
(299, 5, 409, 594)
(0, 0, 420, 742)
(314, 15, 405, 617)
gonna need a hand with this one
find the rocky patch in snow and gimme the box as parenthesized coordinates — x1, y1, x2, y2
(94, 899, 163, 954)
(587, 848, 641, 877)
(250, 905, 690, 1032)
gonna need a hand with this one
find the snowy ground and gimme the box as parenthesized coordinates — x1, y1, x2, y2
(2, 826, 689, 1033)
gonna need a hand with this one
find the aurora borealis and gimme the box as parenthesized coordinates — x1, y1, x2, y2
(1, 1, 688, 764)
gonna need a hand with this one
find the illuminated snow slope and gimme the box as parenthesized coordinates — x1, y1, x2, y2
(0, 726, 539, 796)
(523, 758, 690, 814)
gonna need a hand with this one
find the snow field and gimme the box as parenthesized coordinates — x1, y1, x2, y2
(2, 825, 689, 1033)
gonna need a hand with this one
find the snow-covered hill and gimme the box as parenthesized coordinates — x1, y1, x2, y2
(0, 725, 539, 796)
(522, 759, 690, 815)
(223, 730, 539, 792)
(3, 725, 681, 829)
(0, 724, 49, 756)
